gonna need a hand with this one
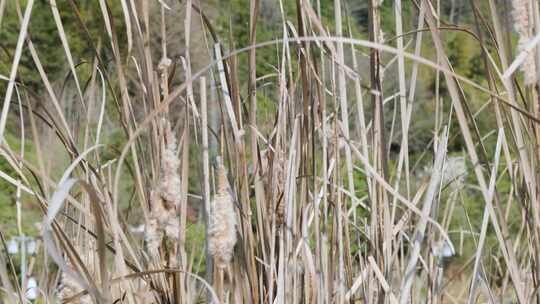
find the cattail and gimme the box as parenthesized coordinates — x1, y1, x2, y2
(144, 120, 181, 259)
(159, 121, 181, 209)
(512, 0, 536, 85)
(144, 193, 163, 255)
(145, 189, 179, 258)
(208, 157, 237, 269)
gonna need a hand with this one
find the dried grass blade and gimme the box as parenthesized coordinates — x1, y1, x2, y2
(0, 0, 33, 144)
(468, 129, 504, 303)
(42, 178, 104, 302)
(399, 127, 448, 304)
(49, 0, 85, 105)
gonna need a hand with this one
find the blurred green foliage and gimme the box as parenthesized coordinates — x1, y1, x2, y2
(0, 1, 126, 91)
(0, 131, 40, 237)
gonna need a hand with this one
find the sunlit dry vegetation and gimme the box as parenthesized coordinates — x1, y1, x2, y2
(1, 0, 540, 303)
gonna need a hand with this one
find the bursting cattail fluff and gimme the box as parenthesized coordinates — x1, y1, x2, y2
(512, 0, 537, 85)
(208, 157, 237, 268)
(158, 122, 182, 208)
(144, 120, 181, 257)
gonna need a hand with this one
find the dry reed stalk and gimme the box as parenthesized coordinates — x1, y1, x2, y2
(368, 0, 390, 302)
(200, 76, 216, 301)
(399, 128, 448, 304)
(57, 248, 95, 304)
(511, 0, 537, 85)
(57, 242, 153, 304)
(423, 1, 527, 301)
(5, 0, 540, 302)
(0, 0, 33, 146)
(265, 148, 286, 227)
(56, 240, 118, 304)
(247, 1, 269, 283)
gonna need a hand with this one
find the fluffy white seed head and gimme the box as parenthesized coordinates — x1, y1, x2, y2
(144, 211, 162, 255)
(144, 120, 181, 257)
(159, 121, 181, 209)
(208, 158, 237, 269)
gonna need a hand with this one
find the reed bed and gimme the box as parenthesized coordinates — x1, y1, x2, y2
(1, 0, 540, 303)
